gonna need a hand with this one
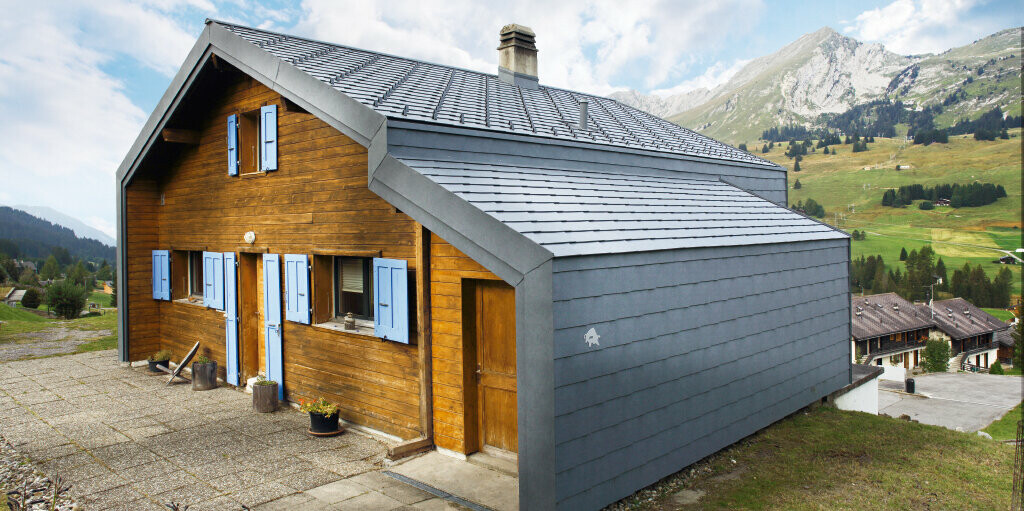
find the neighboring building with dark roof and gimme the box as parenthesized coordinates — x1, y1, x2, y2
(115, 21, 851, 509)
(851, 293, 933, 370)
(995, 320, 1017, 364)
(918, 298, 1008, 370)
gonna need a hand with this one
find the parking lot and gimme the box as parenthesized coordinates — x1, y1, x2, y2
(879, 372, 1023, 432)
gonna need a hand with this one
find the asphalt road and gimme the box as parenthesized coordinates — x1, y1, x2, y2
(879, 372, 1023, 432)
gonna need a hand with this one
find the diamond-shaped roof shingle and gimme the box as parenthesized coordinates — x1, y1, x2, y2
(216, 21, 777, 168)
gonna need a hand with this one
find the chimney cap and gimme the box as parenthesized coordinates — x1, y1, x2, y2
(497, 23, 539, 89)
(499, 23, 536, 39)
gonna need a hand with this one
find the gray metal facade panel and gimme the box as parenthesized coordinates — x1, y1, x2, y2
(215, 21, 776, 168)
(549, 239, 850, 509)
(395, 156, 845, 257)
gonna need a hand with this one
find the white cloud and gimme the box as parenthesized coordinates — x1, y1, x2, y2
(843, 0, 995, 55)
(651, 58, 751, 97)
(0, 1, 205, 242)
(294, 0, 763, 95)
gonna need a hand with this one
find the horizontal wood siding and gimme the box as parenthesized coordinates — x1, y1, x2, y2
(125, 177, 160, 361)
(429, 233, 502, 453)
(124, 71, 421, 439)
(550, 239, 851, 509)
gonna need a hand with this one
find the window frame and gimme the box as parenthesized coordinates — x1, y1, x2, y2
(237, 108, 261, 175)
(333, 256, 374, 322)
(187, 251, 204, 298)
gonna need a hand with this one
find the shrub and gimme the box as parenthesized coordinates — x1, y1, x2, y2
(20, 288, 41, 309)
(194, 354, 212, 364)
(918, 201, 934, 210)
(149, 349, 172, 362)
(45, 280, 87, 320)
(254, 374, 277, 386)
(989, 360, 1004, 375)
(921, 340, 951, 373)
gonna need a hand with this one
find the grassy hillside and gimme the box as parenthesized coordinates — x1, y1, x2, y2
(759, 129, 1022, 296)
(0, 303, 47, 322)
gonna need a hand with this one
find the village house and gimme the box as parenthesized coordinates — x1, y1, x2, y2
(921, 298, 1009, 371)
(851, 293, 933, 377)
(115, 20, 851, 509)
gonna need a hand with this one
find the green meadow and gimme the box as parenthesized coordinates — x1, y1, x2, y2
(758, 129, 1022, 298)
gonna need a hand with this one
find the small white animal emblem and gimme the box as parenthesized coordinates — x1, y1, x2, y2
(584, 328, 600, 347)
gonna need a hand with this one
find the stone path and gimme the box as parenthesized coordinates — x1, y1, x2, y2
(0, 327, 113, 361)
(0, 351, 463, 510)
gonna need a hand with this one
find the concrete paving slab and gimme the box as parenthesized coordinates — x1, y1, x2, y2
(880, 372, 1023, 431)
(334, 489, 406, 510)
(306, 478, 371, 503)
(389, 451, 519, 511)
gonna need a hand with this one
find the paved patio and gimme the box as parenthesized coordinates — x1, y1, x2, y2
(0, 351, 462, 510)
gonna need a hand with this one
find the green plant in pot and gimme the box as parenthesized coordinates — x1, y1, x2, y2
(191, 354, 218, 391)
(299, 397, 341, 435)
(252, 375, 279, 413)
(147, 349, 172, 373)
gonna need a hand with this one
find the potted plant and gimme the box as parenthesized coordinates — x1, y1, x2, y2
(191, 354, 218, 391)
(252, 375, 278, 413)
(147, 349, 172, 373)
(299, 397, 342, 436)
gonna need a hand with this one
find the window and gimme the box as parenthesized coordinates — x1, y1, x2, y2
(227, 104, 277, 175)
(188, 251, 204, 297)
(335, 257, 373, 320)
(238, 109, 260, 174)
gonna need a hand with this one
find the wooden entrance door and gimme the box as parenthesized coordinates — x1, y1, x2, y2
(238, 253, 260, 383)
(473, 280, 517, 454)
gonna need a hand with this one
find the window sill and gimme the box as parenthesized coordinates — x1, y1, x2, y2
(239, 171, 267, 178)
(312, 319, 378, 339)
(173, 297, 208, 308)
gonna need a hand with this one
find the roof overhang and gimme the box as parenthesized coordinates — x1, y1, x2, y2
(116, 21, 386, 187)
(115, 21, 551, 286)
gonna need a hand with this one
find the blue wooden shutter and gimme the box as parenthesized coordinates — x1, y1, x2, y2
(224, 252, 239, 386)
(373, 258, 409, 343)
(203, 252, 225, 310)
(263, 254, 284, 399)
(151, 250, 170, 300)
(283, 254, 310, 324)
(260, 105, 277, 171)
(227, 114, 238, 176)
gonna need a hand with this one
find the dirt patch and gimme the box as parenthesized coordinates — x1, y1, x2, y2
(0, 327, 112, 361)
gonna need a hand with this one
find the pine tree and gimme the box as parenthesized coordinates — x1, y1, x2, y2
(794, 179, 801, 189)
(793, 160, 801, 172)
(761, 144, 769, 153)
(109, 278, 117, 307)
(935, 258, 947, 291)
(899, 247, 908, 261)
(822, 146, 829, 154)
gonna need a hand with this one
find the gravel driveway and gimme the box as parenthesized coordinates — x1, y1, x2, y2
(879, 372, 1023, 432)
(0, 327, 112, 361)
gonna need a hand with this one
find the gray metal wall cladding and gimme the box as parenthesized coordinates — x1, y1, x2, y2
(550, 238, 851, 509)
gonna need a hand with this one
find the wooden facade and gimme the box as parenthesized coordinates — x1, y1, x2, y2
(125, 67, 515, 450)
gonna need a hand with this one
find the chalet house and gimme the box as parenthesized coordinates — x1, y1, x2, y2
(851, 293, 933, 370)
(996, 323, 1016, 365)
(115, 20, 851, 509)
(920, 298, 1009, 370)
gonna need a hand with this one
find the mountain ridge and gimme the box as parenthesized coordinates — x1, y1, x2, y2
(613, 26, 1022, 143)
(11, 204, 115, 247)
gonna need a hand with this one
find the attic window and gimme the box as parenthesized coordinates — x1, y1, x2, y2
(239, 109, 260, 174)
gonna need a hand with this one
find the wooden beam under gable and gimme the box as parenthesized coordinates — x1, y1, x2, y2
(162, 128, 201, 144)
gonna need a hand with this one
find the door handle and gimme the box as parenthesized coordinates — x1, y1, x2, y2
(379, 302, 389, 307)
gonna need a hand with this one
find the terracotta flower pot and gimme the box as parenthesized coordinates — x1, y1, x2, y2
(191, 361, 218, 391)
(252, 383, 279, 413)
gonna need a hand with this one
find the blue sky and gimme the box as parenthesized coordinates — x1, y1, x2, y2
(0, 0, 1020, 239)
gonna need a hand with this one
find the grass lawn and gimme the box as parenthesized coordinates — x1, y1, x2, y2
(982, 308, 1016, 321)
(1005, 366, 1022, 376)
(983, 402, 1022, 441)
(766, 130, 1022, 297)
(87, 290, 112, 306)
(619, 407, 1014, 510)
(0, 303, 118, 353)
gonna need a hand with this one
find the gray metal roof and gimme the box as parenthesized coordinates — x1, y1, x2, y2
(920, 298, 1010, 340)
(396, 157, 845, 257)
(215, 21, 775, 168)
(851, 293, 934, 340)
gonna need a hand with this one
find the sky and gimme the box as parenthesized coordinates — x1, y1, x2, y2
(0, 0, 1020, 239)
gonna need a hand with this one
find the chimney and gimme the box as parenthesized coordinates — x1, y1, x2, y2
(498, 24, 538, 89)
(579, 99, 589, 130)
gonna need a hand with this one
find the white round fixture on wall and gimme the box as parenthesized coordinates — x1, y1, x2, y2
(244, 231, 256, 244)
